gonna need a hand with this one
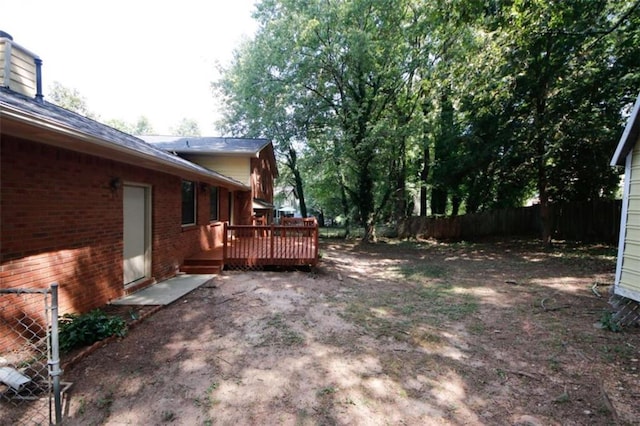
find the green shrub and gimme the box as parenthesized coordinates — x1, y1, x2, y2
(599, 311, 622, 332)
(59, 309, 127, 352)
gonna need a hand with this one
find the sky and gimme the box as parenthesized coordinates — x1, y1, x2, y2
(2, 0, 259, 135)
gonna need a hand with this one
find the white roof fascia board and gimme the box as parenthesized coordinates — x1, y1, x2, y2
(612, 92, 640, 166)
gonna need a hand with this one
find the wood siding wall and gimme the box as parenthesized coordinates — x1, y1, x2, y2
(184, 154, 250, 186)
(618, 140, 640, 301)
(0, 38, 37, 98)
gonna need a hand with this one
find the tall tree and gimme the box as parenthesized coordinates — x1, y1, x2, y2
(215, 0, 640, 243)
(48, 81, 97, 118)
(171, 118, 201, 136)
(218, 0, 423, 241)
(491, 0, 640, 244)
(104, 116, 155, 135)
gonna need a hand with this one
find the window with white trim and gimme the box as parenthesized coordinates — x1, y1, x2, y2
(181, 180, 196, 225)
(209, 186, 219, 221)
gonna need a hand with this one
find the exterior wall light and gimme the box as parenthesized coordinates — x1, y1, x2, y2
(110, 177, 122, 191)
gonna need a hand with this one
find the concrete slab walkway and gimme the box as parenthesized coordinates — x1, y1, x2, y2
(111, 274, 214, 306)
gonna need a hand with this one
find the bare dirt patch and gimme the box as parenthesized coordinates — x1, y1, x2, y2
(17, 238, 640, 424)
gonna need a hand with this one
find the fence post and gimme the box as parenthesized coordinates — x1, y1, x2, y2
(49, 282, 62, 424)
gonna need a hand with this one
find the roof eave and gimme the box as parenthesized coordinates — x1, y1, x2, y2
(612, 93, 640, 167)
(175, 149, 261, 157)
(0, 105, 250, 191)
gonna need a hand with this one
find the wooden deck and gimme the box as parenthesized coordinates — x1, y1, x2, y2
(224, 220, 319, 267)
(181, 219, 319, 273)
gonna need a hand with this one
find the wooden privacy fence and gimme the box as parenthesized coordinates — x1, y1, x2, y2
(223, 218, 319, 267)
(398, 200, 622, 244)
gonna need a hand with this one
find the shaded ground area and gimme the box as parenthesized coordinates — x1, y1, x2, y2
(10, 238, 640, 425)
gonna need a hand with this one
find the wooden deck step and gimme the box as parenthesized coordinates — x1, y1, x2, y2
(180, 264, 222, 274)
(181, 248, 224, 275)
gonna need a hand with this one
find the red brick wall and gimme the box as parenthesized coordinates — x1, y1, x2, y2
(0, 135, 217, 317)
(218, 187, 230, 222)
(234, 191, 253, 225)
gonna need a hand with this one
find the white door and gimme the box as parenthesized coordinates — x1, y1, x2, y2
(123, 185, 149, 285)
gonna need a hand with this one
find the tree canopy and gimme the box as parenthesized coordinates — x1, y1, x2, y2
(216, 0, 640, 242)
(171, 118, 201, 136)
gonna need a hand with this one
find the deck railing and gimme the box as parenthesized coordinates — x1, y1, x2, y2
(223, 218, 319, 267)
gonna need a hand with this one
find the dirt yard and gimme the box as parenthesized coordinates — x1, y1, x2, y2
(19, 238, 640, 424)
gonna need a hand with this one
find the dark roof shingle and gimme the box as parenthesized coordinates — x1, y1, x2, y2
(141, 136, 271, 155)
(0, 88, 248, 188)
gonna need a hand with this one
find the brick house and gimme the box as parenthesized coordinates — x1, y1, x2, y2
(0, 33, 253, 339)
(142, 136, 278, 224)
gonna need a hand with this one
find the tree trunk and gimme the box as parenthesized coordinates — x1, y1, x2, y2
(358, 156, 376, 243)
(538, 150, 552, 246)
(293, 168, 307, 218)
(430, 91, 453, 216)
(339, 170, 351, 238)
(287, 147, 308, 218)
(431, 187, 447, 215)
(394, 140, 407, 222)
(364, 215, 377, 243)
(451, 194, 461, 217)
(420, 107, 430, 217)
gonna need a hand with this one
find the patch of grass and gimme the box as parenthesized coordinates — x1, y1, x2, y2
(339, 281, 478, 342)
(415, 284, 478, 321)
(77, 397, 86, 415)
(342, 301, 412, 341)
(414, 331, 443, 345)
(161, 410, 176, 422)
(202, 382, 220, 408)
(260, 313, 305, 346)
(401, 305, 416, 315)
(319, 227, 364, 239)
(600, 343, 635, 362)
(295, 408, 311, 426)
(468, 322, 486, 335)
(400, 263, 447, 281)
(548, 357, 562, 372)
(317, 386, 337, 396)
(96, 390, 114, 410)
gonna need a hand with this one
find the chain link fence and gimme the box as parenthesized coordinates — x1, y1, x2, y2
(1, 283, 65, 425)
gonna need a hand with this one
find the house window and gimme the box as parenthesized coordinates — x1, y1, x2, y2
(181, 180, 196, 226)
(209, 186, 219, 221)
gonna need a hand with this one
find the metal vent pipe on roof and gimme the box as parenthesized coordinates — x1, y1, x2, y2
(35, 58, 43, 103)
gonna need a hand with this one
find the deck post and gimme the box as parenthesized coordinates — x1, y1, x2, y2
(314, 222, 319, 265)
(223, 222, 228, 264)
(270, 224, 275, 261)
